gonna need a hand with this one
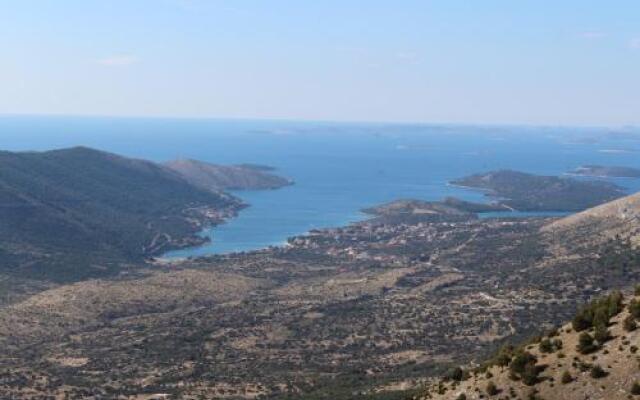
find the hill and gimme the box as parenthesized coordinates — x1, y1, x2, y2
(165, 158, 293, 191)
(543, 191, 640, 248)
(0, 147, 242, 281)
(362, 198, 507, 224)
(417, 289, 640, 400)
(451, 170, 625, 212)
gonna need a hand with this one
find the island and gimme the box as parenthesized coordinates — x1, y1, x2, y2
(451, 169, 626, 211)
(569, 165, 640, 178)
(362, 197, 507, 223)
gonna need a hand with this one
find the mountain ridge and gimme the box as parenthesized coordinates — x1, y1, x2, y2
(165, 158, 293, 191)
(0, 146, 269, 282)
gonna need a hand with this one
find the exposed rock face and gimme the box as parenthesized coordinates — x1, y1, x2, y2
(165, 159, 293, 191)
(418, 291, 640, 400)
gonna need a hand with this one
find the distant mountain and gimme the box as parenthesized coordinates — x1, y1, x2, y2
(0, 147, 242, 281)
(165, 158, 293, 191)
(451, 170, 625, 212)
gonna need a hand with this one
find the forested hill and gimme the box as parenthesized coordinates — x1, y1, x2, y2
(451, 170, 625, 211)
(0, 146, 241, 281)
(165, 158, 293, 191)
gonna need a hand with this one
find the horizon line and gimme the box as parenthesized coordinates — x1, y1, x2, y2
(0, 111, 637, 131)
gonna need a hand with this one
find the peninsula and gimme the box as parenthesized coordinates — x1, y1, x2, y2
(451, 170, 625, 211)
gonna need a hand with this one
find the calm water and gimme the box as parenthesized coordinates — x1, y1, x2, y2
(2, 116, 640, 257)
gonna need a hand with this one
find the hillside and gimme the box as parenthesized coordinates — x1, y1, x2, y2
(0, 147, 242, 281)
(165, 158, 293, 191)
(543, 191, 640, 248)
(2, 191, 640, 399)
(418, 290, 640, 400)
(1, 170, 640, 399)
(451, 170, 625, 211)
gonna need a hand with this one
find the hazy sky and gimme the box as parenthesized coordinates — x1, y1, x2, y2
(2, 1, 639, 125)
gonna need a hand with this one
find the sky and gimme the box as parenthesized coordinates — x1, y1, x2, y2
(1, 1, 639, 126)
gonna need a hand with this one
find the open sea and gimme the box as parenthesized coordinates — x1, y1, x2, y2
(2, 115, 640, 257)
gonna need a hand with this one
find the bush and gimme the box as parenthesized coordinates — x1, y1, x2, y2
(538, 339, 553, 353)
(456, 394, 467, 400)
(510, 351, 537, 375)
(508, 351, 540, 385)
(631, 381, 640, 395)
(573, 292, 624, 331)
(624, 315, 638, 332)
(486, 381, 499, 396)
(446, 367, 464, 381)
(577, 332, 598, 354)
(572, 309, 593, 332)
(488, 344, 515, 368)
(630, 299, 640, 318)
(561, 370, 572, 384)
(590, 365, 607, 379)
(522, 363, 540, 386)
(594, 324, 611, 343)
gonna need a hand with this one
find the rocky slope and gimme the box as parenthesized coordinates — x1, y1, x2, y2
(418, 290, 640, 400)
(543, 191, 640, 248)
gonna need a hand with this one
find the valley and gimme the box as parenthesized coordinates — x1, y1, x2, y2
(2, 192, 640, 398)
(1, 147, 640, 399)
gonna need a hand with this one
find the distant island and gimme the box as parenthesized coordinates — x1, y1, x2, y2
(569, 165, 640, 178)
(451, 170, 625, 212)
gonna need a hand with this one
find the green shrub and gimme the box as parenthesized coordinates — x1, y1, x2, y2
(508, 351, 540, 385)
(594, 324, 610, 343)
(631, 381, 640, 395)
(552, 339, 563, 350)
(590, 365, 607, 379)
(624, 315, 638, 332)
(522, 363, 540, 386)
(561, 370, 572, 384)
(446, 367, 464, 381)
(538, 339, 553, 353)
(510, 351, 537, 375)
(486, 381, 499, 396)
(573, 292, 624, 331)
(630, 299, 640, 318)
(577, 332, 598, 354)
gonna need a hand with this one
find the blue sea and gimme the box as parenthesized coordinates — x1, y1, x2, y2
(2, 115, 640, 257)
